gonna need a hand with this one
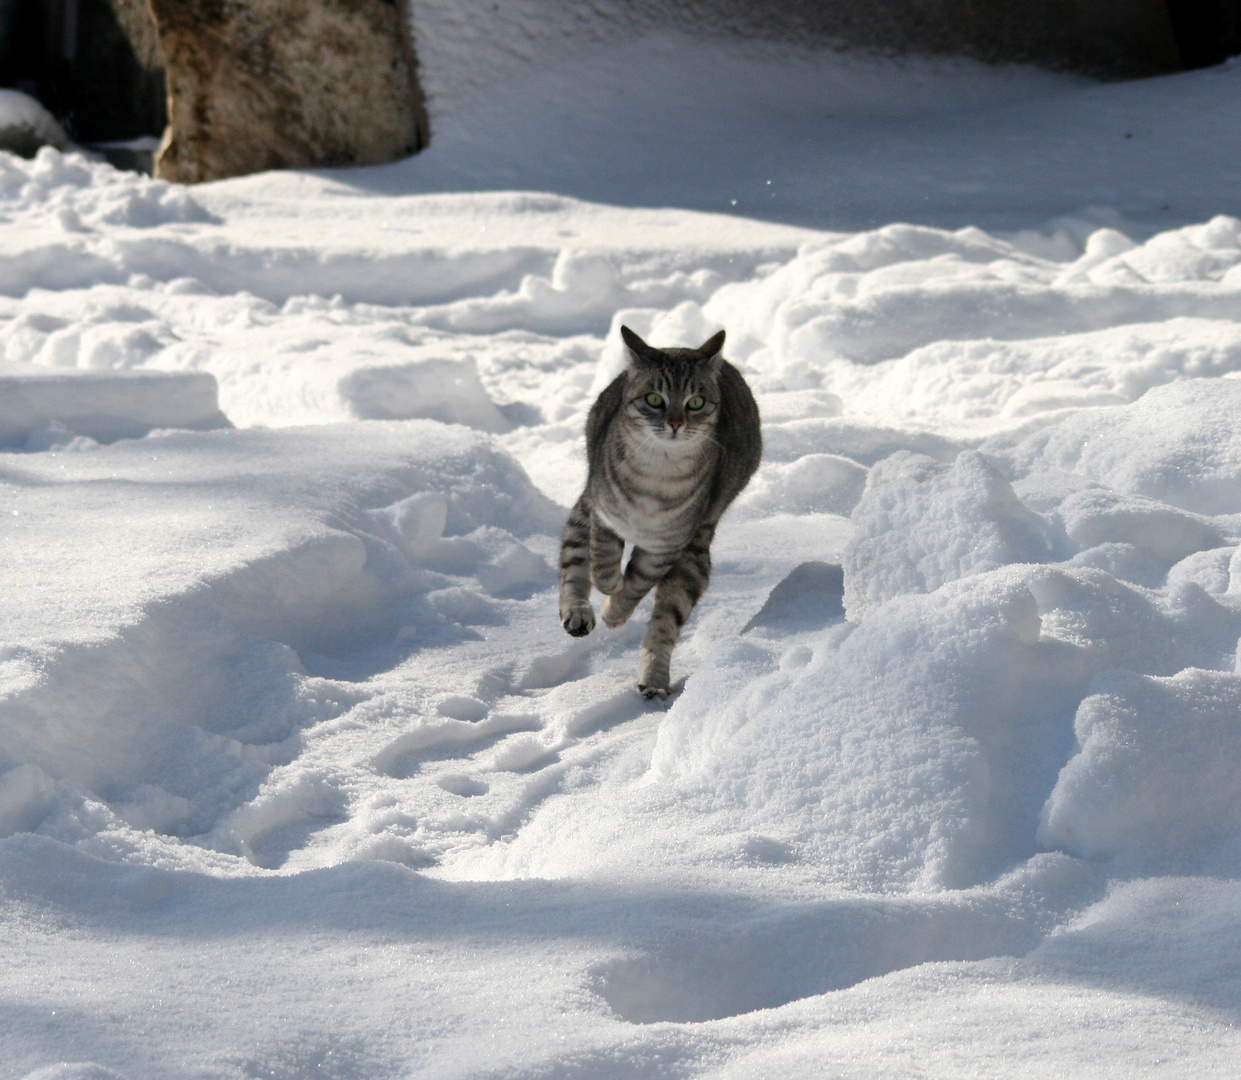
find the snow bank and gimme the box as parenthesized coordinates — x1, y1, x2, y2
(701, 219, 1241, 433)
(0, 364, 228, 446)
(842, 449, 1051, 620)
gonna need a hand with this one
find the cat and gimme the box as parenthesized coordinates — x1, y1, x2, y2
(558, 324, 761, 698)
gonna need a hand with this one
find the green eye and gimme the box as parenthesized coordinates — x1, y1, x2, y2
(686, 395, 705, 410)
(645, 393, 665, 408)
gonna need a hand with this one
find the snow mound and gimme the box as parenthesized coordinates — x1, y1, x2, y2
(1013, 378, 1241, 516)
(703, 220, 1241, 374)
(0, 89, 69, 158)
(1039, 667, 1241, 870)
(843, 449, 1052, 620)
(1, 147, 214, 234)
(0, 364, 229, 446)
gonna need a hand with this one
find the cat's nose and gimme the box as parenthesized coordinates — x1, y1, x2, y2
(668, 419, 684, 433)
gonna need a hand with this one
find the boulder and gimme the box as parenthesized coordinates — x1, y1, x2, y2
(149, 0, 428, 183)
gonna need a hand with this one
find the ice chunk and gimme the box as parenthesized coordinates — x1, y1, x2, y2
(377, 491, 450, 557)
(475, 539, 551, 596)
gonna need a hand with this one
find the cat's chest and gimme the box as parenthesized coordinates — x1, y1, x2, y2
(594, 448, 709, 550)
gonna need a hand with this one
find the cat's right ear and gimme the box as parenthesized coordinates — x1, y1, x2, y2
(621, 325, 657, 366)
(697, 330, 726, 361)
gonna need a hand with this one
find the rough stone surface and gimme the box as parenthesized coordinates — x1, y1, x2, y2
(150, 0, 428, 184)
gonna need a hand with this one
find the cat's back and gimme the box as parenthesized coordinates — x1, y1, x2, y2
(707, 359, 762, 518)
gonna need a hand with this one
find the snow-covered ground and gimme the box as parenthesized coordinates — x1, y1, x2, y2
(4, 11, 1241, 1078)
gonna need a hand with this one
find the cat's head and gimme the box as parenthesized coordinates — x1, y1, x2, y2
(620, 325, 725, 448)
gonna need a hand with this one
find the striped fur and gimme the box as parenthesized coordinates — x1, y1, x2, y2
(559, 325, 761, 698)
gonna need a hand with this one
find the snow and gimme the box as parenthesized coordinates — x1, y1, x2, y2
(0, 90, 68, 158)
(0, 365, 228, 447)
(4, 8, 1241, 1077)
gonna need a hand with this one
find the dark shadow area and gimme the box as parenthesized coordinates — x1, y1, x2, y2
(498, 401, 546, 429)
(679, 0, 1184, 78)
(0, 833, 1113, 1026)
(293, 623, 483, 683)
(594, 894, 1046, 1022)
(0, 830, 1076, 948)
(742, 561, 845, 635)
(1018, 876, 1241, 1024)
(0, 0, 165, 143)
(1167, 0, 1241, 68)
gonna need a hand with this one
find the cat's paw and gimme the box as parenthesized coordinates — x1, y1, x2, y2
(561, 603, 596, 637)
(637, 647, 670, 697)
(600, 594, 632, 628)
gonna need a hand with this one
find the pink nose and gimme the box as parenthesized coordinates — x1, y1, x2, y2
(668, 419, 684, 433)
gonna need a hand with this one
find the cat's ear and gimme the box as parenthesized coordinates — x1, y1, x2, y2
(621, 325, 658, 366)
(697, 330, 726, 368)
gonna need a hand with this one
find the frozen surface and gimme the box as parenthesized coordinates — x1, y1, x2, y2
(5, 12, 1241, 1079)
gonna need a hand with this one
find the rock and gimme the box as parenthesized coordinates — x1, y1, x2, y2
(148, 0, 428, 183)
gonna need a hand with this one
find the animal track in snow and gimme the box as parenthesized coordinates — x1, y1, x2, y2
(436, 774, 490, 797)
(371, 712, 543, 778)
(436, 695, 490, 721)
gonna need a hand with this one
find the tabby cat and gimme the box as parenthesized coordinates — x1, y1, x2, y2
(558, 324, 761, 698)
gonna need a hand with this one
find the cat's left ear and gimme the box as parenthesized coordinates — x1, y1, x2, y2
(621, 324, 660, 367)
(697, 330, 726, 368)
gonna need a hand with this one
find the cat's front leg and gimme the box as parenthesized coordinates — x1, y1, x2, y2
(590, 519, 625, 595)
(559, 496, 596, 636)
(600, 545, 679, 629)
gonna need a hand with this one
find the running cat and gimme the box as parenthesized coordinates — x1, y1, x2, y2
(558, 325, 761, 697)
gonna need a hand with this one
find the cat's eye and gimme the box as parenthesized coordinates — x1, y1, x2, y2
(645, 393, 665, 408)
(686, 395, 705, 410)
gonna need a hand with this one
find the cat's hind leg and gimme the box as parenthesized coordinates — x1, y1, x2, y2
(600, 545, 678, 629)
(637, 525, 714, 698)
(559, 497, 596, 636)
